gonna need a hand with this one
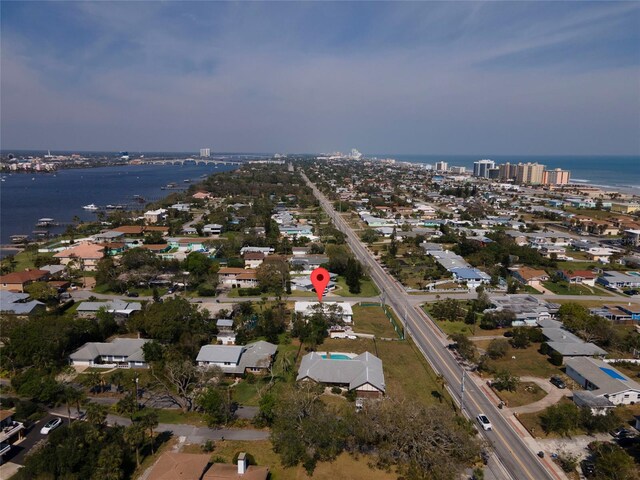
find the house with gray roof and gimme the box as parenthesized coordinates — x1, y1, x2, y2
(297, 351, 385, 398)
(566, 357, 640, 406)
(69, 338, 150, 368)
(215, 319, 236, 345)
(76, 300, 142, 318)
(486, 294, 560, 326)
(542, 327, 607, 361)
(0, 291, 45, 316)
(196, 341, 277, 376)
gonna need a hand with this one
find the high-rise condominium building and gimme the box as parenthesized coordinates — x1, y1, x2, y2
(473, 159, 495, 178)
(200, 148, 211, 157)
(435, 161, 448, 172)
(516, 162, 545, 185)
(449, 166, 466, 174)
(542, 168, 571, 185)
(498, 162, 518, 181)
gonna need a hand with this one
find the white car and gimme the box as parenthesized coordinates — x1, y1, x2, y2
(476, 414, 492, 431)
(40, 418, 62, 435)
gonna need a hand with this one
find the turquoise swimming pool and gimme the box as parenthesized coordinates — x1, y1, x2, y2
(321, 354, 352, 360)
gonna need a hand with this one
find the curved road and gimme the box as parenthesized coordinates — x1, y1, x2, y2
(302, 170, 562, 480)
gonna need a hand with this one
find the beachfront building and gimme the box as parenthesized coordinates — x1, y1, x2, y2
(542, 168, 571, 185)
(473, 159, 495, 178)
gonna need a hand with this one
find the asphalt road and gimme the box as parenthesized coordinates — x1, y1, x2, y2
(301, 171, 559, 480)
(2, 415, 61, 466)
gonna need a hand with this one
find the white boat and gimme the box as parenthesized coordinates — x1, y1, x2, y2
(83, 204, 99, 211)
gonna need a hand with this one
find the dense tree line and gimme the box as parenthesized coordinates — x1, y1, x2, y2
(270, 384, 481, 479)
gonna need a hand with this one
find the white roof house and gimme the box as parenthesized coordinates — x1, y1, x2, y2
(294, 301, 354, 323)
(297, 351, 385, 397)
(76, 300, 142, 318)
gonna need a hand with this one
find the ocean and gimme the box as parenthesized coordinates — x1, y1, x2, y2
(0, 163, 238, 248)
(375, 155, 640, 194)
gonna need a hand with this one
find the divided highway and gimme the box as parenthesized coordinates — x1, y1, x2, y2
(302, 171, 558, 480)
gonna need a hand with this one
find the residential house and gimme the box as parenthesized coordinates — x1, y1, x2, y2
(215, 319, 236, 345)
(590, 304, 640, 323)
(196, 341, 277, 375)
(624, 229, 640, 247)
(290, 255, 329, 273)
(242, 252, 265, 269)
(69, 338, 150, 369)
(486, 294, 560, 326)
(53, 243, 104, 271)
(510, 266, 549, 289)
(0, 291, 46, 316)
(76, 300, 142, 319)
(542, 327, 607, 362)
(0, 269, 49, 292)
(559, 270, 597, 287)
(144, 208, 168, 224)
(191, 191, 212, 200)
(294, 301, 354, 323)
(566, 357, 640, 406)
(239, 247, 274, 256)
(203, 224, 223, 235)
(0, 409, 25, 447)
(218, 268, 258, 288)
(297, 351, 385, 398)
(597, 271, 640, 289)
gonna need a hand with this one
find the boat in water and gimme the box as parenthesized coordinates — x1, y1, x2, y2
(83, 204, 99, 211)
(105, 204, 124, 210)
(10, 234, 29, 244)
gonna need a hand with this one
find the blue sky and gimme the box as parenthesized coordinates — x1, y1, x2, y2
(1, 1, 639, 155)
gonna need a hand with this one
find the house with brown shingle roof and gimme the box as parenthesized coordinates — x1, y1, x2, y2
(218, 268, 258, 288)
(0, 269, 50, 292)
(510, 266, 549, 288)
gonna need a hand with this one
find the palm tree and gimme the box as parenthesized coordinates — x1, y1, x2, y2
(86, 402, 108, 428)
(137, 410, 159, 453)
(124, 423, 146, 467)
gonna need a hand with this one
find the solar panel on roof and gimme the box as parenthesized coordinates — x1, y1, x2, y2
(599, 367, 627, 381)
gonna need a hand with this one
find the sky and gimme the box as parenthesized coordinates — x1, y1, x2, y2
(1, 1, 639, 155)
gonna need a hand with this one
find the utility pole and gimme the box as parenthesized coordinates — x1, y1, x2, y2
(461, 370, 466, 413)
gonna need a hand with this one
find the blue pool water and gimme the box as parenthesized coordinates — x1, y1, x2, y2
(600, 367, 627, 381)
(322, 354, 352, 360)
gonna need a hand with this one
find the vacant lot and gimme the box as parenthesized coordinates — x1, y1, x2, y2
(352, 305, 399, 338)
(542, 281, 601, 296)
(334, 276, 379, 297)
(182, 439, 397, 480)
(493, 382, 546, 408)
(479, 343, 561, 379)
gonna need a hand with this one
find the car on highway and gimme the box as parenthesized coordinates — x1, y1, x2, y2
(476, 414, 492, 431)
(40, 418, 62, 435)
(550, 376, 566, 389)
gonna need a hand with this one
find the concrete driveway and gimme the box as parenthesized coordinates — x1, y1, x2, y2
(511, 376, 571, 415)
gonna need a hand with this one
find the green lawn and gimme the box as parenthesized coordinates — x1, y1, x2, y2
(316, 336, 451, 407)
(493, 382, 547, 408)
(434, 319, 477, 337)
(542, 281, 597, 295)
(334, 276, 379, 297)
(352, 305, 398, 338)
(480, 343, 561, 379)
(182, 440, 398, 480)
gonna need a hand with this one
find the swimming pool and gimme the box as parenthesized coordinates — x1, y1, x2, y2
(321, 354, 352, 360)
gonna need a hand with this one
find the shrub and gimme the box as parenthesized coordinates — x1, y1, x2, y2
(331, 386, 342, 395)
(549, 350, 563, 366)
(238, 288, 261, 297)
(201, 440, 215, 453)
(487, 339, 509, 359)
(197, 283, 217, 296)
(492, 370, 520, 392)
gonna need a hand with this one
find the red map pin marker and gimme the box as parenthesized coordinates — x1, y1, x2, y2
(310, 267, 330, 302)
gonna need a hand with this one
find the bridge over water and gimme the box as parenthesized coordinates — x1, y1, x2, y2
(143, 159, 242, 166)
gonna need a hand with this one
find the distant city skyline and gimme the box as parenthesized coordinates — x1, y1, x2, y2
(2, 2, 639, 155)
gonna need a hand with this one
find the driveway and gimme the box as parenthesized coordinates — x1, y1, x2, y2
(511, 377, 571, 415)
(1, 415, 62, 466)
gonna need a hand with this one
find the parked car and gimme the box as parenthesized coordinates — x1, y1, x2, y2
(611, 426, 632, 438)
(623, 289, 638, 296)
(581, 461, 595, 477)
(40, 418, 62, 435)
(476, 414, 492, 431)
(550, 376, 566, 389)
(125, 291, 139, 298)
